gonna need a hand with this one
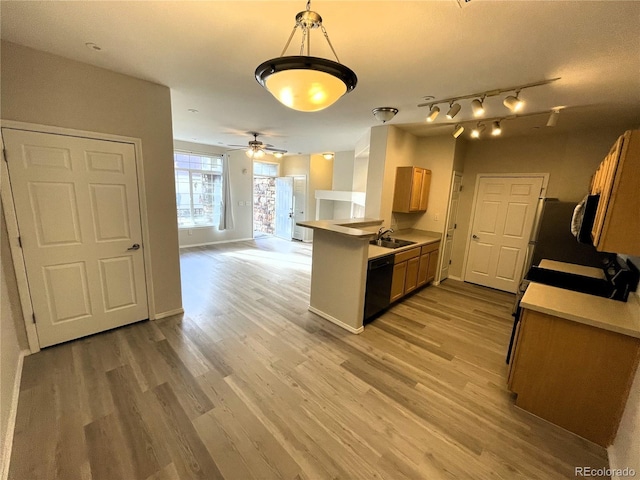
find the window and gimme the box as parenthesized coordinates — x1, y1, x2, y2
(253, 161, 279, 177)
(174, 152, 223, 228)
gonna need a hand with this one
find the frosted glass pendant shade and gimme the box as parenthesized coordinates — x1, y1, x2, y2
(256, 56, 357, 112)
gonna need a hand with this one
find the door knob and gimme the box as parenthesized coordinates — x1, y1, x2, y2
(472, 235, 479, 239)
(127, 243, 141, 251)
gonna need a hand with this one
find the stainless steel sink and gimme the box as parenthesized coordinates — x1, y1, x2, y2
(370, 238, 416, 249)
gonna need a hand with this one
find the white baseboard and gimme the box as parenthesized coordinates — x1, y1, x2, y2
(179, 237, 254, 249)
(153, 308, 185, 320)
(1, 349, 28, 480)
(308, 306, 364, 334)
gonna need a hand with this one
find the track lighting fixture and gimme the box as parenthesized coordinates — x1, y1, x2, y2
(447, 102, 462, 119)
(503, 91, 524, 113)
(547, 108, 561, 127)
(417, 78, 559, 123)
(426, 105, 440, 123)
(491, 121, 502, 136)
(471, 97, 485, 117)
(471, 123, 486, 139)
(453, 124, 465, 138)
(372, 107, 398, 123)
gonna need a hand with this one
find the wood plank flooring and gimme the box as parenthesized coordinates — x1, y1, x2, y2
(9, 236, 610, 479)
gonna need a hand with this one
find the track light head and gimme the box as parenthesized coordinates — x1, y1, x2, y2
(453, 124, 465, 138)
(426, 105, 440, 123)
(446, 102, 462, 119)
(471, 123, 486, 139)
(503, 93, 524, 112)
(471, 98, 485, 117)
(546, 109, 560, 127)
(491, 121, 502, 136)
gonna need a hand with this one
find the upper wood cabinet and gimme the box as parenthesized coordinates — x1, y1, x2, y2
(589, 130, 640, 255)
(392, 167, 432, 213)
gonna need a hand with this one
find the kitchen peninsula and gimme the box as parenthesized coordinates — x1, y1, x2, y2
(297, 218, 441, 333)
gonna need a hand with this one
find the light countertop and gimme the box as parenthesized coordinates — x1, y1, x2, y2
(368, 229, 442, 260)
(521, 282, 640, 339)
(538, 259, 605, 280)
(296, 218, 383, 238)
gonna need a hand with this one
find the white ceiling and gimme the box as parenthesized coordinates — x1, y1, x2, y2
(2, 1, 639, 155)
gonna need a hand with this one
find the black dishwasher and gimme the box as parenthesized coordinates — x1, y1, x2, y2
(364, 255, 394, 323)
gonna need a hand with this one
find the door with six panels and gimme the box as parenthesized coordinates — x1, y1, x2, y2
(3, 128, 149, 347)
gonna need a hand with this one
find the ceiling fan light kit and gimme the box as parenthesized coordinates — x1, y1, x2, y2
(232, 132, 287, 158)
(255, 1, 357, 112)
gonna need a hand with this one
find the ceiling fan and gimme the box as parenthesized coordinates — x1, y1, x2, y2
(228, 132, 287, 159)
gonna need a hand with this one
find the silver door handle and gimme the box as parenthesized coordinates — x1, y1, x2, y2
(127, 243, 140, 251)
(472, 235, 479, 239)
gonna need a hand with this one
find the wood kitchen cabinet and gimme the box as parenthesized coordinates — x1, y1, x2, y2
(417, 241, 440, 287)
(392, 167, 432, 213)
(391, 241, 440, 302)
(589, 129, 640, 255)
(508, 308, 640, 447)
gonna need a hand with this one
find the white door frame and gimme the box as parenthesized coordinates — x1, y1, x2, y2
(436, 170, 463, 284)
(0, 120, 155, 353)
(461, 172, 549, 284)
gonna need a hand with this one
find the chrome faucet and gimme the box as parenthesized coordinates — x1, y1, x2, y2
(376, 227, 394, 241)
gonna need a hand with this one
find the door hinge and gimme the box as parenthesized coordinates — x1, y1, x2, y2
(17, 236, 22, 248)
(2, 148, 7, 162)
(32, 313, 36, 324)
(454, 223, 457, 229)
(459, 185, 463, 192)
(449, 259, 452, 265)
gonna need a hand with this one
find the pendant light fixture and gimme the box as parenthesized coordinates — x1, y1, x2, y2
(255, 0, 357, 112)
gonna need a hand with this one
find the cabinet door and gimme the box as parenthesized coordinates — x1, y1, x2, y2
(404, 257, 420, 294)
(409, 168, 424, 211)
(591, 136, 622, 245)
(426, 249, 439, 283)
(419, 169, 431, 211)
(390, 262, 407, 302)
(417, 253, 429, 287)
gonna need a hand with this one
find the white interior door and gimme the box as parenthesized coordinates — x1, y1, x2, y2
(464, 175, 543, 293)
(3, 128, 148, 347)
(440, 172, 462, 281)
(292, 176, 306, 241)
(275, 176, 293, 240)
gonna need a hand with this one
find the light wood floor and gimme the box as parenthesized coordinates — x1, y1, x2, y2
(9, 236, 610, 480)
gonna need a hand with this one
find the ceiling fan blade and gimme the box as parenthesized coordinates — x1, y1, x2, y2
(263, 146, 287, 153)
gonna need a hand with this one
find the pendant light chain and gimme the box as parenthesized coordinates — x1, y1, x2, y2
(320, 25, 340, 63)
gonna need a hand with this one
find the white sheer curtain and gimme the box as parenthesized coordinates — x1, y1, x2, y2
(218, 155, 234, 230)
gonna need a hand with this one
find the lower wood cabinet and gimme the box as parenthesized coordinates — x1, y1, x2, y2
(508, 308, 640, 447)
(390, 241, 441, 303)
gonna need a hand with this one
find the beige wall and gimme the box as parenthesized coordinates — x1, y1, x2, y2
(449, 127, 624, 278)
(309, 154, 334, 224)
(1, 41, 182, 316)
(412, 135, 457, 233)
(175, 141, 254, 247)
(1, 206, 27, 471)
